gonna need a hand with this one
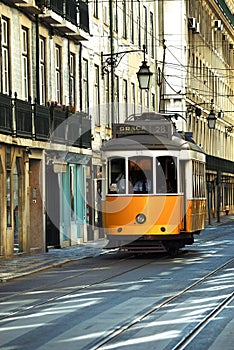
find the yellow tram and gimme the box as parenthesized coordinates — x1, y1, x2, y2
(101, 113, 206, 254)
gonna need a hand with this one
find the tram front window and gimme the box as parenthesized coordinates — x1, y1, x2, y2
(129, 156, 153, 194)
(156, 156, 177, 193)
(108, 158, 126, 194)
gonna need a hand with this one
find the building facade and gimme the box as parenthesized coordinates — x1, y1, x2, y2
(0, 0, 92, 257)
(161, 0, 234, 220)
(0, 0, 233, 258)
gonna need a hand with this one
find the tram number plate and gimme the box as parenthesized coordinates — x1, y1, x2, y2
(150, 125, 169, 134)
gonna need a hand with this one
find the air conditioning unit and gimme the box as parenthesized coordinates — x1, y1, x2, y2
(188, 17, 196, 29)
(214, 20, 223, 30)
(195, 22, 200, 34)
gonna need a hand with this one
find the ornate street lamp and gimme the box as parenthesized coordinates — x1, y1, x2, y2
(207, 108, 217, 129)
(136, 46, 153, 90)
(188, 100, 219, 130)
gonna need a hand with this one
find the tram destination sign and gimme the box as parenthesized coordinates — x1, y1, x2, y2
(113, 122, 172, 139)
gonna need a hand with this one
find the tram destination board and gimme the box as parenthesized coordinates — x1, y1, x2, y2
(113, 122, 172, 139)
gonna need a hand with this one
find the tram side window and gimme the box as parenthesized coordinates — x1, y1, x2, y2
(156, 156, 177, 193)
(200, 163, 206, 197)
(128, 156, 153, 194)
(108, 158, 126, 194)
(192, 160, 205, 198)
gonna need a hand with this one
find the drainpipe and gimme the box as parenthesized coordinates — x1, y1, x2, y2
(35, 14, 40, 103)
(78, 42, 82, 112)
(68, 39, 71, 106)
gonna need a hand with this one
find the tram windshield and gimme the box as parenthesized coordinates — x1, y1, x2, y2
(156, 156, 177, 193)
(108, 155, 177, 194)
(129, 156, 153, 194)
(108, 157, 126, 194)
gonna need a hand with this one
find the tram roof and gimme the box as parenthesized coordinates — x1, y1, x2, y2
(102, 114, 204, 154)
(102, 133, 204, 153)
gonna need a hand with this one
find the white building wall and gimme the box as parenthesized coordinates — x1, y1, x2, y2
(162, 0, 187, 131)
(161, 0, 234, 161)
(82, 0, 160, 148)
(11, 10, 25, 98)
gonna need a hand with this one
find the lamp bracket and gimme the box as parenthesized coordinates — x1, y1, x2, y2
(225, 126, 233, 133)
(101, 45, 146, 78)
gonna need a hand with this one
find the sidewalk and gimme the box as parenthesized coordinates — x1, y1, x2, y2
(205, 213, 234, 228)
(0, 239, 108, 282)
(0, 215, 233, 282)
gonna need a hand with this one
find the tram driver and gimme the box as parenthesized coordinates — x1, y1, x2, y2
(133, 171, 152, 193)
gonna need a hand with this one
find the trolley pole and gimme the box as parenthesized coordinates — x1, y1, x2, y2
(109, 0, 115, 126)
(207, 182, 212, 225)
(217, 170, 221, 223)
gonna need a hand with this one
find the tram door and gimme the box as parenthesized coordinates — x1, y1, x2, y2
(46, 164, 60, 248)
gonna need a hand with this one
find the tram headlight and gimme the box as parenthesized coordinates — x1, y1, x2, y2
(136, 213, 146, 224)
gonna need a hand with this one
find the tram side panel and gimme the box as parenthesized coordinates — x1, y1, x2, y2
(186, 199, 206, 232)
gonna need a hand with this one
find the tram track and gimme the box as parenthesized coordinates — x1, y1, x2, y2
(0, 225, 232, 304)
(173, 291, 234, 350)
(0, 253, 165, 320)
(87, 256, 234, 350)
(0, 249, 233, 350)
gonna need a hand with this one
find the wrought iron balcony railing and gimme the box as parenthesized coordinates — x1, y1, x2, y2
(65, 0, 77, 26)
(50, 104, 91, 148)
(14, 97, 33, 138)
(67, 112, 91, 148)
(43, 0, 63, 16)
(38, 0, 89, 32)
(0, 93, 12, 135)
(77, 0, 89, 32)
(0, 93, 91, 148)
(34, 104, 50, 141)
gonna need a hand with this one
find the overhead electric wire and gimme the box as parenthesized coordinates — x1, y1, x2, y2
(95, 0, 234, 105)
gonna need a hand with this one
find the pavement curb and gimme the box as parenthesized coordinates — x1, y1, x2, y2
(0, 240, 108, 282)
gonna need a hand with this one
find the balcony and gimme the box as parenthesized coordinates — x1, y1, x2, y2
(67, 1, 90, 40)
(50, 104, 91, 148)
(77, 0, 89, 33)
(14, 98, 33, 138)
(39, 0, 89, 38)
(34, 104, 50, 141)
(17, 1, 41, 15)
(11, 0, 28, 3)
(50, 104, 67, 143)
(0, 93, 12, 135)
(65, 0, 77, 26)
(67, 112, 91, 148)
(0, 94, 91, 148)
(53, 20, 77, 34)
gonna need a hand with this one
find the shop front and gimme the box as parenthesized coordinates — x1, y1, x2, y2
(45, 152, 91, 248)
